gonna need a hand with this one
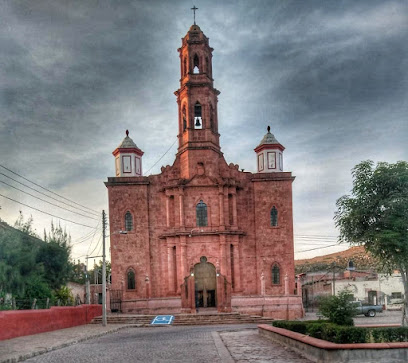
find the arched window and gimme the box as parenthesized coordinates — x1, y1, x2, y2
(127, 269, 136, 290)
(270, 206, 278, 227)
(183, 57, 187, 76)
(182, 106, 187, 131)
(196, 200, 208, 227)
(272, 264, 280, 285)
(125, 211, 133, 231)
(193, 54, 199, 73)
(194, 102, 202, 129)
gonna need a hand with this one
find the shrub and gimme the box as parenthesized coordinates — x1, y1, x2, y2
(318, 289, 357, 326)
(271, 321, 408, 344)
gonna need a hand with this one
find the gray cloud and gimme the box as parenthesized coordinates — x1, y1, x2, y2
(0, 0, 407, 260)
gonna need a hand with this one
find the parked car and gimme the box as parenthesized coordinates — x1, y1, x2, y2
(353, 301, 383, 317)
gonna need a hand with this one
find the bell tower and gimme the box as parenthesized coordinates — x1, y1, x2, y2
(174, 24, 222, 179)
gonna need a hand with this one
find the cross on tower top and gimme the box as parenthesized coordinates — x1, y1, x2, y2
(191, 5, 198, 25)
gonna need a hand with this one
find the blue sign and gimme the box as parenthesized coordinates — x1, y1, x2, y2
(151, 315, 174, 325)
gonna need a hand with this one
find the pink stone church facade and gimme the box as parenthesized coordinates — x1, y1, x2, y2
(105, 24, 303, 319)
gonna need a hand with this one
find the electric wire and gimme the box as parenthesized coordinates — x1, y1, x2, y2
(0, 193, 96, 229)
(0, 164, 99, 215)
(0, 172, 99, 217)
(295, 243, 343, 253)
(0, 180, 98, 221)
(144, 139, 177, 175)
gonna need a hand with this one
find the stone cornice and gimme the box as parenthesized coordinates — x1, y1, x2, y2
(105, 176, 150, 187)
(158, 229, 245, 239)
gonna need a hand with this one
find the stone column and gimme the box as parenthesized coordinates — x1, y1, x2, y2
(179, 187, 185, 228)
(284, 273, 289, 296)
(180, 236, 187, 280)
(166, 195, 170, 227)
(218, 186, 225, 228)
(167, 242, 174, 294)
(232, 191, 238, 228)
(261, 272, 265, 296)
(233, 240, 241, 291)
(219, 235, 227, 275)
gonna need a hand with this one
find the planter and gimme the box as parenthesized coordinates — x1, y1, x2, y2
(258, 324, 408, 363)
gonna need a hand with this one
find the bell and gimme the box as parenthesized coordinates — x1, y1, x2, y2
(195, 117, 201, 127)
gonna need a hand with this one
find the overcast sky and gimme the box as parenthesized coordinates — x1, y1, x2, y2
(0, 0, 407, 264)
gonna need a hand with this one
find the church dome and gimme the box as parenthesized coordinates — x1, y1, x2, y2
(256, 126, 281, 148)
(117, 130, 139, 149)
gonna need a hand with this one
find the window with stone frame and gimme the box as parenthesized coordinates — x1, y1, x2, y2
(196, 200, 208, 227)
(125, 211, 133, 231)
(127, 269, 136, 290)
(270, 206, 278, 227)
(272, 264, 280, 285)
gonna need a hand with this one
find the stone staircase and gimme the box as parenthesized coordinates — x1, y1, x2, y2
(91, 312, 274, 326)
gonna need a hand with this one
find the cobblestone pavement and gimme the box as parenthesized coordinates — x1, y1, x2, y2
(13, 324, 310, 363)
(220, 329, 311, 363)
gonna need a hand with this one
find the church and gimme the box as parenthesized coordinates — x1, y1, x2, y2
(105, 23, 303, 319)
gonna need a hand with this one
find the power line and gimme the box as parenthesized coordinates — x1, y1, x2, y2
(295, 244, 343, 253)
(144, 139, 177, 175)
(295, 234, 338, 238)
(0, 193, 97, 229)
(0, 172, 99, 217)
(0, 180, 98, 221)
(0, 164, 99, 215)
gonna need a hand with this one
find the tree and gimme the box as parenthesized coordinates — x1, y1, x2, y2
(40, 221, 72, 290)
(335, 160, 408, 325)
(318, 289, 357, 326)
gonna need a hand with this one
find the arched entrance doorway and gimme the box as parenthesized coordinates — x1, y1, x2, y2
(194, 256, 216, 308)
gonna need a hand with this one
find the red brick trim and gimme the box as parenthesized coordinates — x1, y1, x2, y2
(258, 324, 408, 350)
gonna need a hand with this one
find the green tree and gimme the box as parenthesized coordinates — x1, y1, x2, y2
(318, 289, 357, 326)
(335, 160, 408, 325)
(40, 221, 72, 290)
(14, 211, 38, 237)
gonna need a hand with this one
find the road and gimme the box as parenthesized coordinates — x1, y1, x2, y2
(24, 324, 311, 363)
(302, 310, 403, 325)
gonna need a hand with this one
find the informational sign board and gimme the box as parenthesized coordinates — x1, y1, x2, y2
(151, 315, 174, 325)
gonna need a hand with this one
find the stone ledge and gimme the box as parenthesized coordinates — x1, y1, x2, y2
(258, 324, 408, 363)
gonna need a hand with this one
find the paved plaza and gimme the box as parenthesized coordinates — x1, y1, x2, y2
(1, 324, 311, 363)
(1, 311, 402, 362)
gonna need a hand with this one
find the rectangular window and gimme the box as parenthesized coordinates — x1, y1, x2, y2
(258, 154, 264, 172)
(267, 152, 276, 169)
(122, 155, 132, 174)
(279, 153, 283, 171)
(135, 157, 141, 175)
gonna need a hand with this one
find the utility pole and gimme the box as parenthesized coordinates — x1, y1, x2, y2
(85, 260, 90, 304)
(102, 210, 107, 326)
(332, 263, 336, 296)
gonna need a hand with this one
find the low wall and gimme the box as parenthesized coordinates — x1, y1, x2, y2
(258, 324, 408, 363)
(0, 305, 102, 341)
(232, 295, 304, 319)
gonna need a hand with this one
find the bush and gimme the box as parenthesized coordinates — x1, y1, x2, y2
(272, 320, 408, 344)
(318, 289, 357, 326)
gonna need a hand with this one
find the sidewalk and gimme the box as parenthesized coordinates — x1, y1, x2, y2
(0, 324, 132, 363)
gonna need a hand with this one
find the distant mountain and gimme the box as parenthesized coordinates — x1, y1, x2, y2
(295, 246, 378, 274)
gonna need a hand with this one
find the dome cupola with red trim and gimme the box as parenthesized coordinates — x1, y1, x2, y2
(112, 130, 144, 177)
(254, 126, 285, 173)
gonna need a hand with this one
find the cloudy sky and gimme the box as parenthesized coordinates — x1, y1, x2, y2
(0, 0, 407, 264)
